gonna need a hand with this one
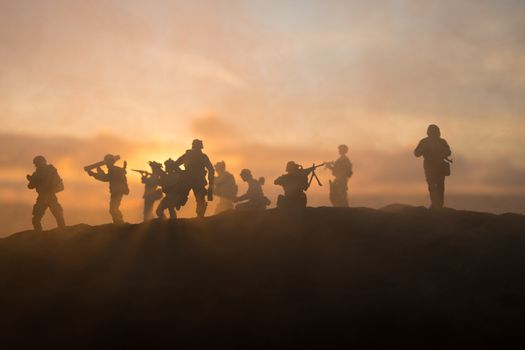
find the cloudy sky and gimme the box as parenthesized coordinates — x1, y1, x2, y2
(1, 0, 524, 235)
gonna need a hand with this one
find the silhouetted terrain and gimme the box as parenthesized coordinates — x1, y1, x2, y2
(1, 207, 524, 348)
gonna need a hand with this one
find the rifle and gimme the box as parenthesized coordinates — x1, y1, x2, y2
(303, 163, 325, 189)
(84, 155, 121, 172)
(132, 169, 152, 177)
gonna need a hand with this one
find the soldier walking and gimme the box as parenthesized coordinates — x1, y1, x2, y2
(414, 124, 452, 210)
(326, 144, 353, 207)
(85, 154, 129, 224)
(156, 159, 188, 219)
(27, 155, 66, 231)
(173, 139, 214, 218)
(234, 169, 270, 210)
(213, 161, 238, 214)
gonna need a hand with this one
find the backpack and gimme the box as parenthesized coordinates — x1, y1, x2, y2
(51, 166, 64, 193)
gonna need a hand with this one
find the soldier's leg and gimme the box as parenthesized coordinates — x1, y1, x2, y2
(193, 186, 207, 218)
(437, 176, 445, 209)
(32, 195, 48, 231)
(48, 194, 65, 228)
(156, 198, 166, 219)
(168, 207, 177, 219)
(144, 198, 154, 221)
(110, 194, 124, 224)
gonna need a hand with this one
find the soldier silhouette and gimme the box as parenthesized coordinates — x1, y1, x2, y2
(27, 156, 66, 231)
(414, 124, 452, 210)
(174, 139, 214, 218)
(156, 158, 188, 219)
(234, 169, 270, 210)
(325, 144, 353, 207)
(85, 154, 129, 224)
(134, 161, 164, 221)
(213, 161, 238, 214)
(274, 161, 324, 209)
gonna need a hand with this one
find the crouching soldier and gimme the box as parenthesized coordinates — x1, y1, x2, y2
(234, 169, 270, 210)
(274, 161, 324, 209)
(213, 161, 238, 214)
(27, 155, 66, 231)
(85, 154, 129, 224)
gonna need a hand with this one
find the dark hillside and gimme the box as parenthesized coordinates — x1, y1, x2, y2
(1, 207, 524, 348)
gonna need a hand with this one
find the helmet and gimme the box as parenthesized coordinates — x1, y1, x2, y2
(192, 139, 204, 149)
(240, 169, 252, 178)
(338, 144, 349, 154)
(104, 154, 116, 165)
(214, 161, 226, 171)
(33, 155, 47, 167)
(286, 161, 300, 173)
(164, 158, 176, 171)
(427, 124, 441, 138)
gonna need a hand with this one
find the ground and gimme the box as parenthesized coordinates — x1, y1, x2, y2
(1, 206, 524, 348)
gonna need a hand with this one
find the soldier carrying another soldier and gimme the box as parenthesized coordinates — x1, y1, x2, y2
(85, 154, 129, 224)
(274, 161, 324, 209)
(173, 139, 214, 218)
(27, 155, 66, 231)
(234, 169, 270, 210)
(325, 144, 353, 207)
(213, 161, 238, 214)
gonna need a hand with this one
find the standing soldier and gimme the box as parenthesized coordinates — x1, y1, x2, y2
(134, 161, 164, 221)
(234, 169, 270, 210)
(174, 139, 214, 218)
(414, 124, 452, 210)
(213, 161, 238, 213)
(274, 161, 324, 209)
(27, 155, 66, 231)
(85, 154, 129, 224)
(325, 144, 353, 207)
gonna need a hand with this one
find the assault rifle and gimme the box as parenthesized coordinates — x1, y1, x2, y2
(132, 169, 152, 177)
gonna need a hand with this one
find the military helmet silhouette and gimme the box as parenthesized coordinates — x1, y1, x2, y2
(286, 161, 300, 173)
(427, 124, 441, 138)
(104, 154, 117, 165)
(240, 169, 252, 178)
(33, 155, 47, 166)
(164, 158, 177, 170)
(192, 139, 204, 149)
(338, 144, 349, 154)
(215, 161, 226, 171)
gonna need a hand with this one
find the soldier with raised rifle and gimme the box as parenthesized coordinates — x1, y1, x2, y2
(27, 155, 66, 231)
(213, 161, 238, 213)
(274, 161, 324, 209)
(325, 144, 353, 207)
(85, 154, 129, 224)
(173, 139, 214, 218)
(234, 169, 270, 210)
(133, 161, 164, 221)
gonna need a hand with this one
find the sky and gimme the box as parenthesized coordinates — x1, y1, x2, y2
(1, 0, 524, 235)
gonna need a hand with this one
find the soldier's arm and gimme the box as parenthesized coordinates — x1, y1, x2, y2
(90, 168, 109, 182)
(414, 140, 425, 157)
(442, 139, 452, 158)
(205, 156, 215, 183)
(27, 172, 37, 189)
(274, 175, 284, 186)
(173, 153, 186, 168)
